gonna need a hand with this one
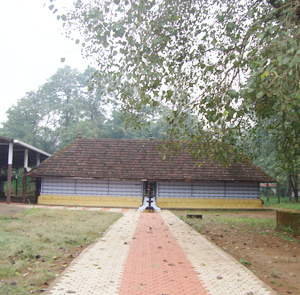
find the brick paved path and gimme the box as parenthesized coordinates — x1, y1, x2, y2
(45, 210, 276, 295)
(118, 213, 208, 295)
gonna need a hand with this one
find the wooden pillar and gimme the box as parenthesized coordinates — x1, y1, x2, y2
(36, 153, 40, 166)
(6, 142, 13, 204)
(34, 154, 41, 204)
(267, 183, 269, 203)
(22, 149, 28, 204)
(277, 183, 280, 204)
(15, 171, 18, 196)
(35, 178, 41, 204)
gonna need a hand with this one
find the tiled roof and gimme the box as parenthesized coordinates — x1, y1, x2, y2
(29, 138, 274, 182)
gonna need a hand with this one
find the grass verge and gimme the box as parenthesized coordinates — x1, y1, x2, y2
(0, 208, 122, 294)
(173, 209, 276, 233)
(261, 196, 300, 211)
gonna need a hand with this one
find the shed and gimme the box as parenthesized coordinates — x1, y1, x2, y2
(0, 136, 51, 203)
(29, 138, 274, 210)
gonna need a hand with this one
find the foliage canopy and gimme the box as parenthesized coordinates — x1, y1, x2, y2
(0, 66, 170, 154)
(51, 0, 299, 168)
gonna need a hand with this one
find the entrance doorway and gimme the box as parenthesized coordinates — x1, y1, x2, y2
(138, 181, 161, 212)
(143, 181, 157, 200)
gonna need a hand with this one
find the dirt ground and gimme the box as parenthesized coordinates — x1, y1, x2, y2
(182, 210, 300, 295)
(23, 245, 90, 293)
(0, 203, 28, 215)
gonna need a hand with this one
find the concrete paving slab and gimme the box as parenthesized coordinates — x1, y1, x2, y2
(161, 210, 277, 295)
(44, 210, 278, 295)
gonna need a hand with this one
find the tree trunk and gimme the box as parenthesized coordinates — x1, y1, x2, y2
(289, 171, 299, 203)
(294, 173, 299, 203)
(293, 187, 299, 203)
(277, 183, 280, 204)
(287, 181, 292, 202)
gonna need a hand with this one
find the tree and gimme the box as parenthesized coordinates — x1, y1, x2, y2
(102, 108, 170, 140)
(246, 123, 299, 202)
(0, 64, 169, 153)
(1, 91, 49, 149)
(1, 66, 108, 153)
(50, 0, 300, 199)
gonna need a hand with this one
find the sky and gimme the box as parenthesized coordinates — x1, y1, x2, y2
(0, 0, 91, 125)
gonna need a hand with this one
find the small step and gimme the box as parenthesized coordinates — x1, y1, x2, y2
(144, 209, 155, 213)
(187, 214, 203, 219)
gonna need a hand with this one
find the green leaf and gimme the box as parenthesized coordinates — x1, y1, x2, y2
(120, 48, 127, 54)
(153, 80, 160, 89)
(152, 101, 159, 107)
(282, 57, 291, 64)
(167, 90, 173, 98)
(257, 32, 265, 39)
(152, 38, 162, 45)
(256, 92, 264, 99)
(61, 57, 65, 63)
(211, 38, 217, 45)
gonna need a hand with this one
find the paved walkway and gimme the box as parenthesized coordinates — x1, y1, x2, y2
(45, 210, 277, 295)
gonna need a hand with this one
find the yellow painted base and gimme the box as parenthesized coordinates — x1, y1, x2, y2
(38, 195, 141, 208)
(157, 198, 263, 209)
(38, 195, 262, 209)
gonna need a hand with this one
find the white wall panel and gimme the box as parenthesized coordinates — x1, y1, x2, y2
(158, 181, 259, 199)
(75, 179, 109, 196)
(226, 182, 259, 199)
(192, 182, 225, 198)
(158, 182, 192, 198)
(109, 180, 142, 197)
(41, 178, 142, 197)
(42, 178, 75, 195)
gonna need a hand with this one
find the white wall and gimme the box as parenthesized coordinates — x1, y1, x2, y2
(158, 181, 259, 199)
(41, 178, 142, 197)
(41, 177, 259, 199)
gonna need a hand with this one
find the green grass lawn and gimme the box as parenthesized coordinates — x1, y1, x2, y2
(261, 195, 300, 211)
(0, 208, 122, 294)
(173, 209, 276, 230)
